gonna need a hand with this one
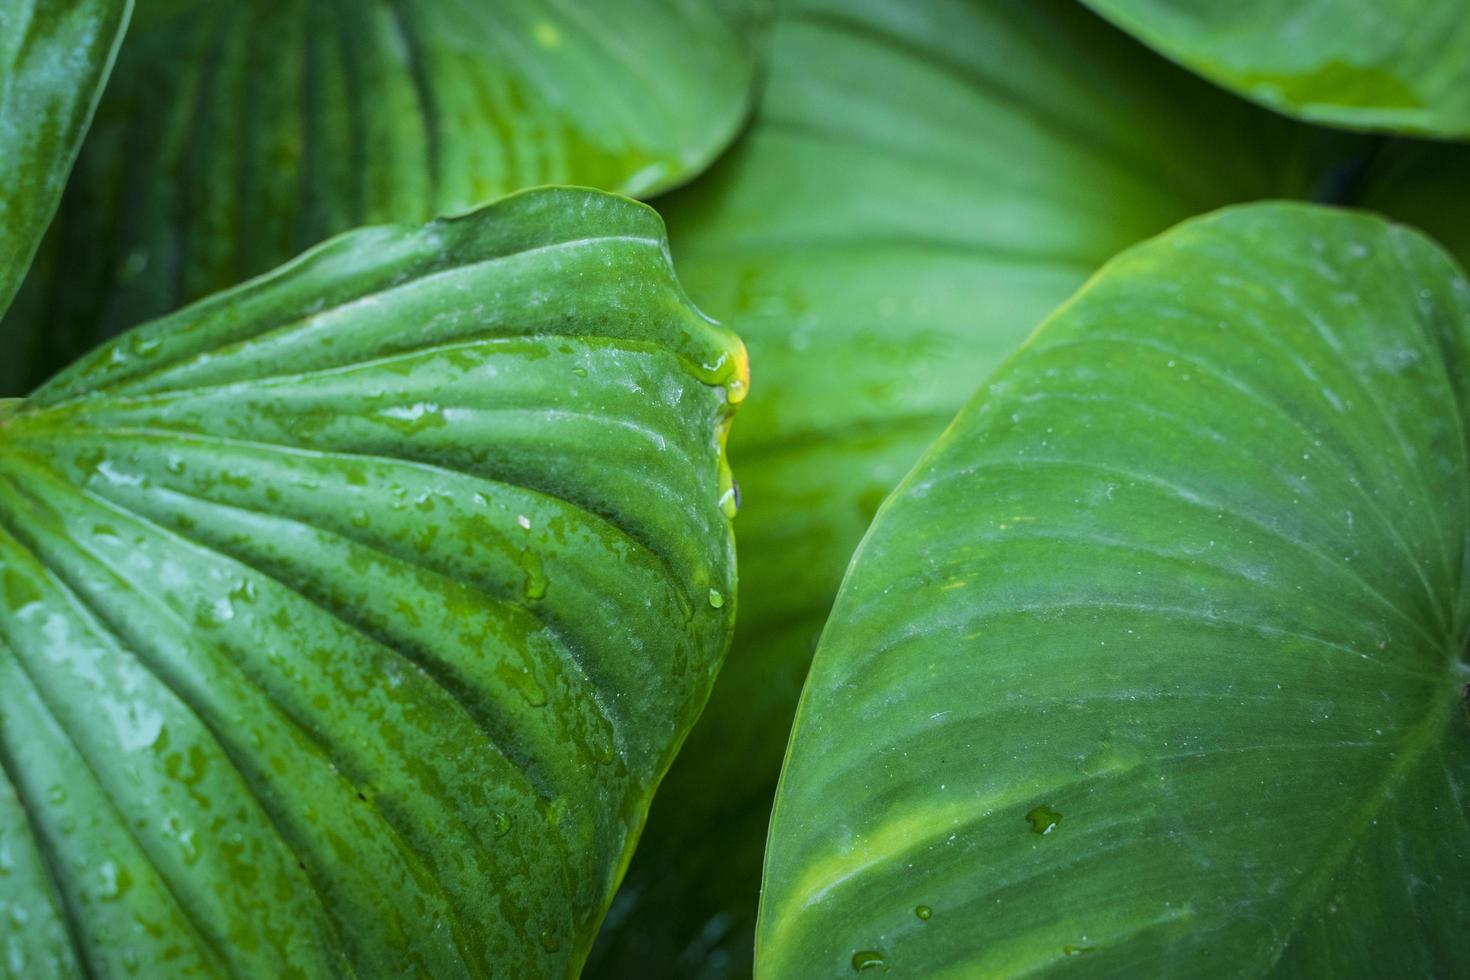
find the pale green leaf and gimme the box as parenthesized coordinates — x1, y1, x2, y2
(761, 203, 1470, 977)
(1083, 0, 1470, 137)
(0, 187, 745, 978)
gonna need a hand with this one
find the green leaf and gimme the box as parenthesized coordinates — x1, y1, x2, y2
(1, 0, 763, 394)
(0, 0, 131, 338)
(0, 187, 745, 978)
(759, 202, 1470, 976)
(587, 2, 1351, 974)
(1082, 0, 1470, 138)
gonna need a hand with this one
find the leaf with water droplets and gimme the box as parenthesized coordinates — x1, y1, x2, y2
(0, 187, 745, 977)
(2, 0, 765, 392)
(759, 204, 1470, 976)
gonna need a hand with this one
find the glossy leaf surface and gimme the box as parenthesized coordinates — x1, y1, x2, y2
(2, 0, 761, 392)
(0, 0, 130, 375)
(1084, 0, 1470, 137)
(761, 203, 1470, 976)
(0, 188, 745, 978)
(587, 2, 1345, 974)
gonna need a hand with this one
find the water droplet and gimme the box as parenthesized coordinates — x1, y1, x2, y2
(195, 595, 236, 628)
(572, 366, 588, 378)
(539, 928, 560, 952)
(97, 861, 132, 900)
(494, 812, 513, 838)
(1025, 804, 1062, 835)
(914, 905, 932, 920)
(707, 588, 725, 609)
(127, 333, 161, 358)
(718, 485, 739, 518)
(851, 950, 885, 972)
(521, 551, 548, 601)
(497, 661, 547, 708)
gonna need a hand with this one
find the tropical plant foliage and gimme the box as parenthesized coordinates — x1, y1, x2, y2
(0, 0, 1465, 977)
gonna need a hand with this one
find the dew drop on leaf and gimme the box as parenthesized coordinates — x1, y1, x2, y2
(521, 551, 548, 601)
(851, 949, 885, 972)
(1025, 804, 1062, 835)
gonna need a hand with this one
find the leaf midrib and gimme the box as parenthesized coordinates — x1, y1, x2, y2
(1260, 657, 1468, 971)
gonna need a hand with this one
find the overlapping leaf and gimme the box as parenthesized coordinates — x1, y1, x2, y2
(2, 0, 762, 392)
(0, 188, 745, 978)
(0, 0, 131, 389)
(587, 2, 1351, 974)
(1083, 0, 1470, 138)
(760, 203, 1470, 976)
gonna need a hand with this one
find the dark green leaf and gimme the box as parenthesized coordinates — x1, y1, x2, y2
(1083, 0, 1470, 137)
(587, 2, 1350, 975)
(1359, 139, 1470, 273)
(760, 203, 1470, 976)
(0, 187, 745, 978)
(2, 0, 762, 393)
(0, 0, 131, 354)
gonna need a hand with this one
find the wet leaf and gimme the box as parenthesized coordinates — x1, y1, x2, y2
(3, 0, 763, 391)
(761, 203, 1470, 976)
(0, 187, 745, 977)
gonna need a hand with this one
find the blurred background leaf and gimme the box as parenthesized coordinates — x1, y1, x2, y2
(1083, 0, 1470, 138)
(0, 0, 131, 334)
(1, 0, 765, 394)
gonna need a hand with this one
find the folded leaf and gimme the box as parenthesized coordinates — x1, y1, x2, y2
(2, 0, 763, 392)
(0, 187, 745, 978)
(0, 0, 131, 384)
(1083, 0, 1470, 138)
(587, 3, 1349, 974)
(761, 203, 1470, 976)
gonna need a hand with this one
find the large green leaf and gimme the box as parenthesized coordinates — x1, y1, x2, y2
(0, 0, 131, 340)
(760, 203, 1470, 976)
(586, 2, 1350, 974)
(2, 0, 762, 394)
(1083, 0, 1470, 138)
(0, 187, 745, 977)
